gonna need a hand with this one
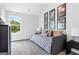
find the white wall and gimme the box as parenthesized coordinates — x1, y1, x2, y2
(0, 8, 1, 17)
(6, 11, 39, 41)
(0, 8, 6, 23)
(39, 3, 79, 41)
(66, 3, 79, 41)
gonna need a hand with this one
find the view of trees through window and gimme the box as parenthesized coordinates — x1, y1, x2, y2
(8, 15, 21, 33)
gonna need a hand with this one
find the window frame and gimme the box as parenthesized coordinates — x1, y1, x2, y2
(8, 15, 21, 34)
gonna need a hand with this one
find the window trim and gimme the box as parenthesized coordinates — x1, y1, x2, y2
(8, 15, 21, 33)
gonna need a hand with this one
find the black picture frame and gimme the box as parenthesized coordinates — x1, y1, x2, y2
(57, 17, 66, 30)
(57, 3, 66, 18)
(44, 12, 48, 29)
(49, 9, 55, 29)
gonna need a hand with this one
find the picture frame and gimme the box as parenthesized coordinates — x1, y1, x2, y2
(49, 9, 55, 29)
(44, 12, 48, 29)
(57, 17, 66, 30)
(57, 3, 66, 18)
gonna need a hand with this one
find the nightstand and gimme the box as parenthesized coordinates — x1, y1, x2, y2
(66, 40, 79, 55)
(66, 41, 72, 54)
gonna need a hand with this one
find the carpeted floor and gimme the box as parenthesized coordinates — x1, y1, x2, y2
(11, 40, 49, 55)
(0, 52, 8, 55)
(0, 40, 76, 55)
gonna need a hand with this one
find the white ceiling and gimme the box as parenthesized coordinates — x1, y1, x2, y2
(0, 3, 52, 16)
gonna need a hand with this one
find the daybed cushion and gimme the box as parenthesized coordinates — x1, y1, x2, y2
(30, 34, 52, 53)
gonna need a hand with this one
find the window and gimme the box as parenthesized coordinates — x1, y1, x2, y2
(8, 15, 21, 33)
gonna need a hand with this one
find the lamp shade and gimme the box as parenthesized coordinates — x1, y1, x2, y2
(71, 28, 79, 36)
(37, 27, 42, 33)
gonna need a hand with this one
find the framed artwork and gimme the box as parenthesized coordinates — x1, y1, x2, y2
(49, 9, 55, 29)
(57, 17, 66, 30)
(44, 12, 48, 29)
(57, 3, 66, 18)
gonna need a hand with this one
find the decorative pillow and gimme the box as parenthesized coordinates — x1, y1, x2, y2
(47, 30, 53, 37)
(47, 31, 63, 37)
(53, 31, 63, 37)
(41, 30, 48, 37)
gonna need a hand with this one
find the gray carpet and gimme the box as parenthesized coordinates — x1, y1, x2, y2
(11, 40, 49, 55)
(0, 52, 8, 55)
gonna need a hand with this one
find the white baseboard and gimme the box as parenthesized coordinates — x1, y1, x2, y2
(12, 39, 29, 42)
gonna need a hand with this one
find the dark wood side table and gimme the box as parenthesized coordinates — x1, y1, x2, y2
(66, 41, 71, 54)
(66, 40, 79, 55)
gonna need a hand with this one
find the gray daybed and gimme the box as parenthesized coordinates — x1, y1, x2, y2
(31, 34, 66, 55)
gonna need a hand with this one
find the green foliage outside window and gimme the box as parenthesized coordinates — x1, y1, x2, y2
(10, 20, 20, 33)
(9, 15, 21, 33)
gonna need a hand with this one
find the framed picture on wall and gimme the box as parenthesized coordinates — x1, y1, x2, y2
(57, 3, 66, 18)
(49, 9, 55, 29)
(44, 12, 48, 29)
(57, 17, 66, 30)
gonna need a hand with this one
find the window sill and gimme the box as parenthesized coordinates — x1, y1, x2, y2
(11, 31, 21, 34)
